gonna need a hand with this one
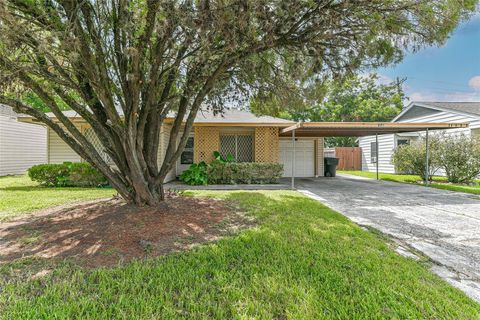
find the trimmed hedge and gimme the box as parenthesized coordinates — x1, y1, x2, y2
(28, 162, 108, 187)
(207, 162, 283, 184)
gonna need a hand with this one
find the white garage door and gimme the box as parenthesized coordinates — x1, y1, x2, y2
(279, 140, 315, 177)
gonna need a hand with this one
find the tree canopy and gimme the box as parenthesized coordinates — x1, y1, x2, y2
(0, 0, 477, 205)
(252, 74, 405, 146)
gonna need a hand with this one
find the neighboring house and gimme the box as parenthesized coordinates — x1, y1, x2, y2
(359, 102, 480, 174)
(0, 105, 47, 176)
(18, 110, 326, 182)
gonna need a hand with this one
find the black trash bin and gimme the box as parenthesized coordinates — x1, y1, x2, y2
(324, 157, 339, 177)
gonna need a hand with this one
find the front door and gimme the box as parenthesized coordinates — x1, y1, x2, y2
(177, 136, 194, 175)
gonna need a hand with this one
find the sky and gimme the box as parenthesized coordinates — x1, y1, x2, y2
(375, 13, 480, 104)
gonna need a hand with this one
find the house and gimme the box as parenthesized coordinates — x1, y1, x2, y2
(17, 109, 325, 182)
(17, 108, 466, 182)
(0, 105, 47, 176)
(359, 102, 480, 174)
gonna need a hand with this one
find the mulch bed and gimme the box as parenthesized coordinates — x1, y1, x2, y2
(0, 193, 251, 268)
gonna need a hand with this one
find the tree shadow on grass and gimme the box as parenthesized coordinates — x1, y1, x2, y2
(0, 194, 251, 268)
(1, 191, 479, 319)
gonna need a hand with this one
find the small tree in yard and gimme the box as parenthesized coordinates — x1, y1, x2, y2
(392, 136, 442, 181)
(437, 134, 480, 183)
(0, 1, 476, 206)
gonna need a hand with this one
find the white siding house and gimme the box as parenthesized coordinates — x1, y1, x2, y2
(359, 102, 480, 174)
(0, 105, 47, 176)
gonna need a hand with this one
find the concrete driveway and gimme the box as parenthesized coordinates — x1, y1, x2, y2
(294, 174, 480, 302)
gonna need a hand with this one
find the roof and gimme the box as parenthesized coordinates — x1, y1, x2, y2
(280, 122, 469, 137)
(18, 108, 294, 126)
(0, 104, 17, 118)
(393, 101, 480, 122)
(419, 102, 480, 116)
(193, 109, 294, 126)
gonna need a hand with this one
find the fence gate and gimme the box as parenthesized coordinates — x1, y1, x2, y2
(335, 147, 362, 170)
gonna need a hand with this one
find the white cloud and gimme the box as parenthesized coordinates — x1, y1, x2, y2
(408, 90, 480, 103)
(468, 76, 480, 91)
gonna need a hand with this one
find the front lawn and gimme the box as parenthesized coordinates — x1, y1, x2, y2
(0, 190, 478, 318)
(0, 175, 116, 220)
(340, 170, 480, 195)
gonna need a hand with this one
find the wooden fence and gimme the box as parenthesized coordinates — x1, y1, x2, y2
(324, 147, 362, 171)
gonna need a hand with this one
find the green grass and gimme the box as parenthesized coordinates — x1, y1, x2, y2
(339, 170, 480, 195)
(0, 190, 478, 319)
(0, 175, 116, 220)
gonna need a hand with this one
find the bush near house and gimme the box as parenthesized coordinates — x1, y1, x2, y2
(28, 162, 108, 187)
(179, 162, 209, 185)
(392, 136, 442, 181)
(180, 151, 283, 185)
(437, 134, 480, 183)
(207, 162, 283, 184)
(392, 134, 480, 183)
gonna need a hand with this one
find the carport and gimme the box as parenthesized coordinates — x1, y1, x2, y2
(280, 122, 469, 189)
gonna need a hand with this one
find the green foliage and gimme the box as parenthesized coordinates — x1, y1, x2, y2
(207, 162, 283, 184)
(392, 137, 442, 181)
(392, 134, 480, 183)
(179, 162, 208, 185)
(213, 151, 235, 163)
(437, 134, 480, 183)
(252, 74, 404, 147)
(181, 150, 283, 185)
(1, 191, 479, 318)
(28, 162, 108, 187)
(0, 0, 476, 203)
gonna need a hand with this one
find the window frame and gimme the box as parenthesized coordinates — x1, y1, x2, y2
(180, 136, 194, 165)
(370, 141, 377, 164)
(220, 133, 254, 162)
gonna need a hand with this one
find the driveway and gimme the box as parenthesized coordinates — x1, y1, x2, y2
(294, 174, 480, 302)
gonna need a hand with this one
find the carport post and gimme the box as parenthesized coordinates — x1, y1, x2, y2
(375, 133, 379, 180)
(291, 129, 296, 189)
(425, 128, 429, 185)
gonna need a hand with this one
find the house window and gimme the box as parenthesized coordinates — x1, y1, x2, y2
(473, 128, 480, 138)
(180, 137, 194, 164)
(371, 142, 377, 164)
(220, 134, 253, 162)
(397, 139, 410, 147)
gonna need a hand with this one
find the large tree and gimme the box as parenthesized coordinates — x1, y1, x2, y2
(0, 1, 476, 205)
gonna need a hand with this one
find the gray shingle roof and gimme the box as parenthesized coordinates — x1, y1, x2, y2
(22, 108, 294, 124)
(194, 109, 293, 124)
(416, 102, 480, 117)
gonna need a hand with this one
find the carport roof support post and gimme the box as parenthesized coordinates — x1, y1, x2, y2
(425, 128, 429, 185)
(376, 133, 379, 180)
(291, 128, 295, 189)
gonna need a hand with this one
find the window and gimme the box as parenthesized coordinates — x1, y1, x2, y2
(397, 139, 410, 147)
(473, 128, 480, 138)
(371, 142, 377, 164)
(220, 134, 253, 162)
(84, 128, 113, 164)
(180, 137, 194, 164)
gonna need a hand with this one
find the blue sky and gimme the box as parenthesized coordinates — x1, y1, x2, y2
(375, 13, 480, 103)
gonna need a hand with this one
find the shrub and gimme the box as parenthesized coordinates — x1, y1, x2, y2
(392, 136, 441, 181)
(66, 162, 109, 187)
(437, 134, 480, 183)
(179, 162, 208, 185)
(28, 164, 70, 187)
(28, 162, 108, 187)
(207, 162, 283, 184)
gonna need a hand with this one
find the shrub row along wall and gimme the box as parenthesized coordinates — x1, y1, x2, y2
(207, 162, 283, 184)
